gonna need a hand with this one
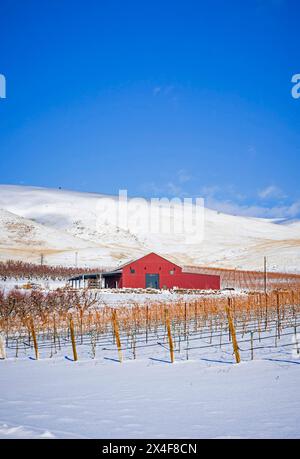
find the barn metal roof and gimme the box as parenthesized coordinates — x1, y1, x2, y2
(102, 270, 122, 277)
(68, 273, 102, 281)
(68, 252, 187, 282)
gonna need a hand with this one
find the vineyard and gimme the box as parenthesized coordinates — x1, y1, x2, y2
(1, 288, 299, 364)
(185, 265, 300, 291)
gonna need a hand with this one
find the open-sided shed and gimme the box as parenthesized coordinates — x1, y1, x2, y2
(101, 252, 220, 290)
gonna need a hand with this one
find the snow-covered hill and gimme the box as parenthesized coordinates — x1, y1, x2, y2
(0, 184, 299, 271)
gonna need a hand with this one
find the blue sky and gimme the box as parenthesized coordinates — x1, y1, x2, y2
(0, 0, 299, 218)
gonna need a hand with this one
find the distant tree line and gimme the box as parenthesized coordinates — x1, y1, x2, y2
(0, 260, 107, 281)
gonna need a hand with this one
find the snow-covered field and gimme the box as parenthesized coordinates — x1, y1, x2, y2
(1, 356, 299, 439)
(0, 184, 299, 272)
(0, 277, 66, 293)
(1, 312, 300, 439)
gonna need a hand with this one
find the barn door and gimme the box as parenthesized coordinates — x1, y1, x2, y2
(146, 273, 160, 289)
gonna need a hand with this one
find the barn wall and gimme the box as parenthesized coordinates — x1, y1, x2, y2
(121, 253, 220, 290)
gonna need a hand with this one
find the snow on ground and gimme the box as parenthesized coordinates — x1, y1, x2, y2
(0, 276, 244, 303)
(93, 290, 245, 306)
(0, 277, 66, 293)
(1, 322, 300, 439)
(0, 184, 299, 272)
(1, 357, 299, 439)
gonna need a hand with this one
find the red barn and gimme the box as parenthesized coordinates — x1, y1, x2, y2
(102, 252, 220, 290)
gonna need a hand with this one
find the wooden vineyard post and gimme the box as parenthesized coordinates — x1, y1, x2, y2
(112, 310, 122, 363)
(0, 333, 6, 359)
(184, 302, 187, 340)
(186, 335, 189, 360)
(80, 309, 84, 345)
(294, 326, 299, 355)
(276, 292, 281, 340)
(165, 308, 174, 363)
(131, 332, 136, 360)
(263, 256, 267, 296)
(69, 316, 78, 362)
(225, 298, 241, 364)
(53, 313, 58, 353)
(264, 293, 268, 330)
(29, 317, 39, 360)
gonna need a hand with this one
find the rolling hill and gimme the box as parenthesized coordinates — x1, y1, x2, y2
(0, 184, 299, 272)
